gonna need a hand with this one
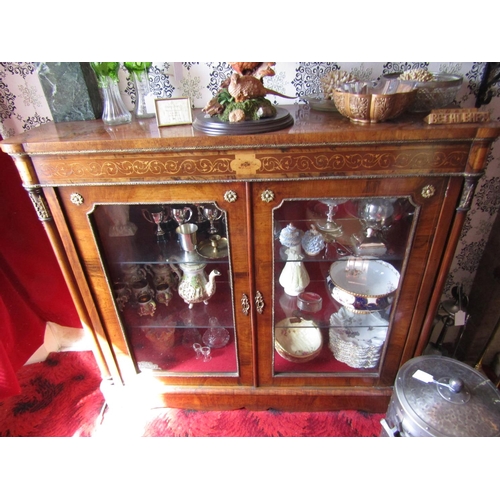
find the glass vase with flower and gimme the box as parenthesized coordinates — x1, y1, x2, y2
(124, 62, 156, 119)
(90, 62, 132, 126)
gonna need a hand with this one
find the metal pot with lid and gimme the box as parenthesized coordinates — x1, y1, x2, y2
(381, 355, 500, 437)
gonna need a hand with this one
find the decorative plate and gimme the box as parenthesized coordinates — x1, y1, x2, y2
(328, 308, 388, 369)
(303, 94, 339, 112)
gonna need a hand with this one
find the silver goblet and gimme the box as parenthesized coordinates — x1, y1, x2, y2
(317, 199, 343, 239)
(142, 207, 170, 238)
(203, 206, 223, 234)
(172, 206, 193, 225)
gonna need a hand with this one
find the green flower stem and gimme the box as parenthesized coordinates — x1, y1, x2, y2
(90, 62, 121, 87)
(124, 62, 152, 74)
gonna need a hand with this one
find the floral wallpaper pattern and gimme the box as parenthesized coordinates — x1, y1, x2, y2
(1, 62, 499, 302)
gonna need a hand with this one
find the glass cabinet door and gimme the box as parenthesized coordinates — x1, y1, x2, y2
(272, 196, 416, 376)
(58, 183, 251, 384)
(91, 201, 238, 375)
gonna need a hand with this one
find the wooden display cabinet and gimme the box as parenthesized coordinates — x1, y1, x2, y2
(2, 105, 499, 412)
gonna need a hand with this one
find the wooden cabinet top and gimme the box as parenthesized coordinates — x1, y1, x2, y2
(2, 105, 500, 156)
(2, 105, 499, 187)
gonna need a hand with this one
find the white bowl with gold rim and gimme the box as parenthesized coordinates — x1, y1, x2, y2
(275, 318, 323, 363)
(327, 259, 400, 313)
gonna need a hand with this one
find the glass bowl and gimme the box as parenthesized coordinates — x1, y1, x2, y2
(297, 292, 323, 313)
(381, 73, 463, 113)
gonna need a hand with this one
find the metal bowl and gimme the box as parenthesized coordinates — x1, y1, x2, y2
(382, 73, 463, 112)
(332, 88, 417, 124)
(275, 318, 323, 363)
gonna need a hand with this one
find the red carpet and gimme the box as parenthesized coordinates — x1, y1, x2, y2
(0, 351, 104, 437)
(0, 351, 384, 437)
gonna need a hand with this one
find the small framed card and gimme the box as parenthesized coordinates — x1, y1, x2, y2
(155, 97, 193, 127)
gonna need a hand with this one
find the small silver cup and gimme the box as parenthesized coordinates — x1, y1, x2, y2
(176, 223, 198, 252)
(142, 208, 170, 237)
(137, 293, 156, 317)
(203, 206, 223, 234)
(172, 207, 193, 225)
(131, 279, 152, 299)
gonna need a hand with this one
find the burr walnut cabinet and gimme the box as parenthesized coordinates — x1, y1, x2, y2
(2, 105, 499, 412)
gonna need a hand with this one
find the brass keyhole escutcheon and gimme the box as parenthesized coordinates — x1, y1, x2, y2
(241, 294, 250, 315)
(255, 291, 265, 314)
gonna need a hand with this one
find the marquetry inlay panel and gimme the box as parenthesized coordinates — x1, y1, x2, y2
(31, 144, 470, 185)
(33, 154, 236, 183)
(255, 147, 469, 175)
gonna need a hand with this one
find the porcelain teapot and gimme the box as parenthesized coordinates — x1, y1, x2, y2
(145, 263, 181, 290)
(170, 261, 221, 308)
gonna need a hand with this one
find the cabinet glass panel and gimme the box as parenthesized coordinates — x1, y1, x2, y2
(90, 202, 238, 376)
(273, 197, 416, 376)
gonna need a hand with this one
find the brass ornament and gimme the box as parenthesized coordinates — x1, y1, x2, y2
(70, 192, 84, 205)
(241, 294, 250, 315)
(457, 177, 478, 212)
(261, 189, 275, 203)
(224, 190, 238, 203)
(255, 291, 265, 314)
(421, 185, 436, 198)
(28, 188, 52, 221)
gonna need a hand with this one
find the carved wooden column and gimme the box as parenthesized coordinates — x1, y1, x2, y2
(7, 148, 111, 379)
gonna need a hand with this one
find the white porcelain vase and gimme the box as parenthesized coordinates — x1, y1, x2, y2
(279, 246, 310, 296)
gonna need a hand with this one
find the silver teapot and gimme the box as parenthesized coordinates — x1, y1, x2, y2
(121, 263, 147, 285)
(146, 263, 181, 290)
(170, 261, 221, 309)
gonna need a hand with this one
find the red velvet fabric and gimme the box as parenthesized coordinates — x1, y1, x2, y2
(0, 147, 81, 400)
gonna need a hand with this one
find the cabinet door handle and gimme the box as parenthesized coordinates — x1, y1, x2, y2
(255, 291, 265, 314)
(241, 294, 250, 315)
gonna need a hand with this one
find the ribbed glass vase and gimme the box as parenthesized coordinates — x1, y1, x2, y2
(90, 62, 132, 126)
(124, 62, 155, 119)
